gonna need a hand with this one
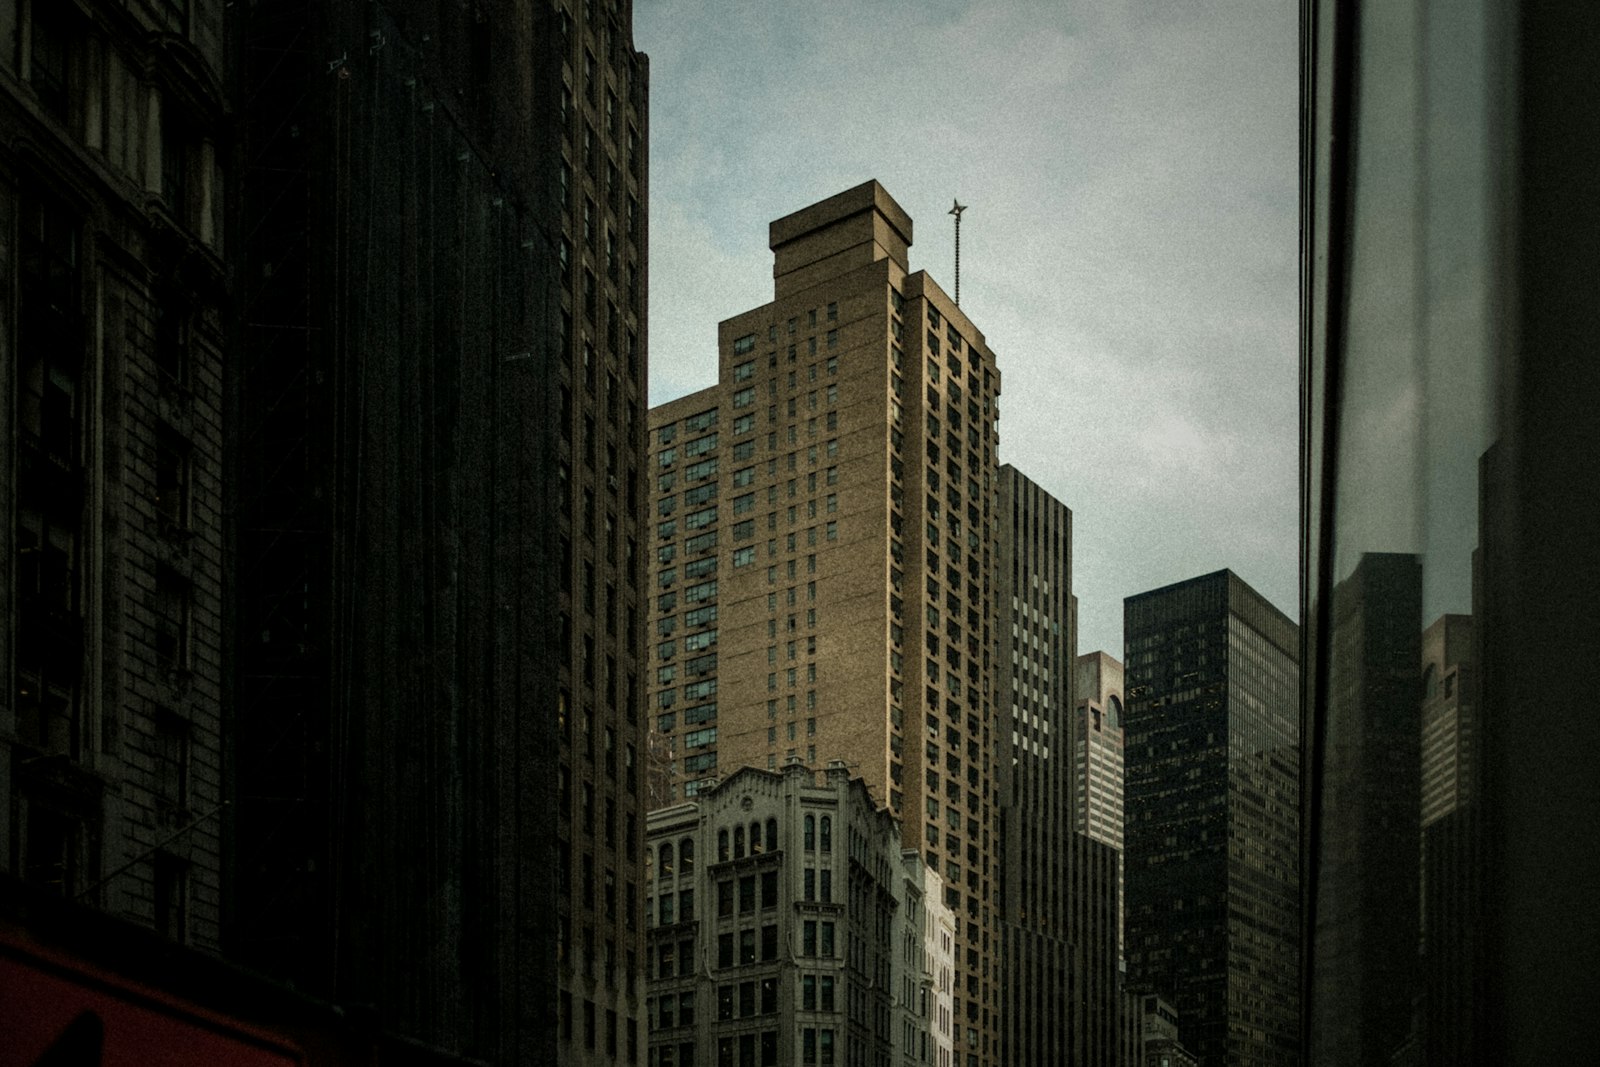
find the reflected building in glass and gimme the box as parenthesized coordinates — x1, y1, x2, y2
(1301, 1, 1600, 1063)
(1123, 571, 1300, 1067)
(1314, 553, 1423, 1064)
(1419, 613, 1476, 828)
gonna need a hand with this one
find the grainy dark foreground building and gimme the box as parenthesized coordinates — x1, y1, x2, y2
(234, 2, 649, 1064)
(2, 1, 650, 1064)
(1, 0, 232, 964)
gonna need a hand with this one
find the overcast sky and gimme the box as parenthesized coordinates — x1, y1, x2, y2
(633, 0, 1300, 658)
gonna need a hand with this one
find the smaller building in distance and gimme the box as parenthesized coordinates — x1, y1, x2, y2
(645, 761, 951, 1067)
(1120, 990, 1198, 1067)
(1420, 613, 1476, 828)
(1074, 650, 1127, 973)
(1072, 652, 1126, 852)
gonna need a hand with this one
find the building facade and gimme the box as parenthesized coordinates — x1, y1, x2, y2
(1074, 649, 1126, 971)
(231, 2, 649, 1064)
(2, 0, 231, 951)
(645, 762, 939, 1067)
(1122, 570, 1299, 1067)
(1072, 651, 1125, 852)
(995, 467, 1119, 1065)
(899, 848, 957, 1067)
(1120, 991, 1197, 1067)
(647, 181, 1003, 1066)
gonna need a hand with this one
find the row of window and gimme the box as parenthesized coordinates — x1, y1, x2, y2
(717, 924, 780, 967)
(557, 990, 636, 1060)
(653, 671, 717, 701)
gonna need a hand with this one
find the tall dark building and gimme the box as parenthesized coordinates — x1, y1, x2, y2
(1123, 570, 1299, 1067)
(2, 0, 232, 948)
(232, 2, 648, 1064)
(996, 466, 1120, 1066)
(1306, 553, 1421, 1065)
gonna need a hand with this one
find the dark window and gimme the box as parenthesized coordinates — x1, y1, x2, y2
(29, 10, 69, 119)
(154, 853, 188, 943)
(162, 108, 188, 216)
(761, 924, 777, 961)
(154, 710, 191, 813)
(739, 875, 755, 914)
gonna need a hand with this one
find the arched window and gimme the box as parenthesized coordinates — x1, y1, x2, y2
(681, 837, 695, 874)
(734, 825, 745, 859)
(820, 815, 832, 852)
(1109, 694, 1123, 728)
(660, 842, 674, 877)
(765, 818, 778, 852)
(1422, 664, 1439, 700)
(804, 814, 816, 850)
(718, 829, 730, 862)
(749, 821, 763, 853)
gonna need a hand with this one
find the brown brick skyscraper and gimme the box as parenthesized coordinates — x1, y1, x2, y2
(649, 181, 1003, 1067)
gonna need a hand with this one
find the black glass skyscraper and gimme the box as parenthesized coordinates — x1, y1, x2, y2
(1123, 570, 1299, 1067)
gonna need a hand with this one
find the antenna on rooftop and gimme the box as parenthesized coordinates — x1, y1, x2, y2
(949, 199, 967, 305)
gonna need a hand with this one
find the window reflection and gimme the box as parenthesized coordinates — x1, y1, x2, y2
(1302, 0, 1496, 1062)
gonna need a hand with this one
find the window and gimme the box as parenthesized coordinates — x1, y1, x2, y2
(154, 854, 188, 943)
(733, 546, 756, 567)
(155, 433, 190, 533)
(740, 928, 756, 964)
(739, 875, 756, 914)
(733, 333, 757, 355)
(733, 387, 756, 408)
(30, 9, 71, 120)
(683, 679, 717, 702)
